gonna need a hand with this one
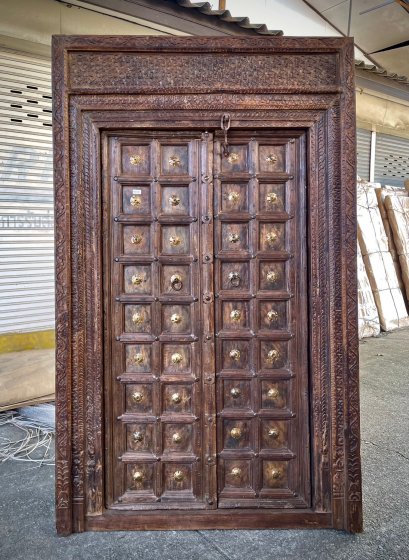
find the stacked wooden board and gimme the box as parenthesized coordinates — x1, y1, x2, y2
(384, 194, 409, 303)
(357, 181, 409, 334)
(357, 242, 380, 338)
(375, 185, 405, 292)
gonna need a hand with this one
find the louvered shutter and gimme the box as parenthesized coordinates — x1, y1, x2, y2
(0, 49, 54, 334)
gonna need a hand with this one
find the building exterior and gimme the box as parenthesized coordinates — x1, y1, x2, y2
(0, 0, 408, 348)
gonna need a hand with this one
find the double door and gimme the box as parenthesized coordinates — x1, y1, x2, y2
(105, 130, 309, 511)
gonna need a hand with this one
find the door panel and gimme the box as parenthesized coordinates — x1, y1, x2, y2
(105, 131, 309, 512)
(213, 134, 310, 509)
(107, 133, 209, 509)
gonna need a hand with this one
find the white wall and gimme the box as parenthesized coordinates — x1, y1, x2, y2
(225, 0, 371, 63)
(0, 0, 170, 54)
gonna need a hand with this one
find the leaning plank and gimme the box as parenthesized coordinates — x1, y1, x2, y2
(384, 194, 409, 303)
(357, 182, 409, 331)
(357, 243, 380, 338)
(375, 185, 406, 294)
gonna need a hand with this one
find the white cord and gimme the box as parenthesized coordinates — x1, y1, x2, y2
(0, 410, 55, 466)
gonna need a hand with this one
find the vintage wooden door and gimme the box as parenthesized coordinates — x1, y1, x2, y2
(105, 130, 308, 511)
(53, 36, 362, 534)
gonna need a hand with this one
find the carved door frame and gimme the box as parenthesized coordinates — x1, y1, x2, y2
(53, 36, 362, 534)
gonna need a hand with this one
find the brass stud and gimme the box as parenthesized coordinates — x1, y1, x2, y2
(171, 352, 182, 365)
(169, 236, 181, 246)
(132, 391, 143, 403)
(132, 470, 144, 482)
(230, 309, 241, 321)
(172, 433, 182, 444)
(227, 152, 239, 164)
(171, 392, 182, 404)
(231, 467, 242, 477)
(168, 155, 181, 168)
(228, 191, 240, 203)
(132, 431, 143, 442)
(268, 428, 279, 439)
(266, 192, 278, 204)
(130, 195, 141, 207)
(267, 387, 279, 399)
(169, 194, 180, 206)
(129, 155, 143, 166)
(230, 427, 242, 439)
(134, 353, 144, 365)
(266, 270, 278, 283)
(267, 349, 280, 363)
(173, 470, 184, 481)
(267, 310, 279, 322)
(271, 468, 282, 480)
(131, 233, 143, 245)
(132, 312, 143, 325)
(230, 387, 241, 399)
(266, 231, 277, 245)
(170, 313, 182, 324)
(229, 349, 241, 361)
(229, 232, 240, 243)
(131, 274, 143, 286)
(265, 154, 278, 164)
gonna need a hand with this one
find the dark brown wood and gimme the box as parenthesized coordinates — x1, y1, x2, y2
(53, 35, 362, 534)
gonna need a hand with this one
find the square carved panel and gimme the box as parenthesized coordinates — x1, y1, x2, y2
(121, 145, 151, 176)
(221, 183, 249, 213)
(161, 304, 192, 335)
(220, 261, 250, 292)
(259, 341, 288, 371)
(221, 459, 253, 493)
(259, 223, 285, 252)
(122, 184, 151, 215)
(258, 145, 286, 173)
(222, 380, 252, 411)
(126, 423, 155, 453)
(161, 225, 191, 255)
(162, 344, 192, 375)
(261, 460, 290, 491)
(162, 423, 193, 454)
(260, 420, 289, 451)
(221, 145, 249, 173)
(221, 300, 250, 331)
(258, 301, 287, 331)
(221, 222, 249, 252)
(126, 463, 156, 495)
(259, 261, 287, 292)
(162, 463, 194, 496)
(258, 183, 286, 213)
(125, 383, 153, 414)
(260, 380, 290, 412)
(162, 384, 192, 414)
(160, 185, 190, 216)
(160, 264, 192, 296)
(125, 344, 152, 374)
(124, 304, 152, 334)
(123, 225, 151, 255)
(124, 265, 152, 295)
(221, 340, 250, 371)
(161, 145, 189, 176)
(222, 419, 252, 451)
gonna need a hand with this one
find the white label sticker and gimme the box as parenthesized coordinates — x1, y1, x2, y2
(132, 189, 142, 194)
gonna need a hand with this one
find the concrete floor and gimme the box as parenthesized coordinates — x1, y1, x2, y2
(0, 329, 408, 560)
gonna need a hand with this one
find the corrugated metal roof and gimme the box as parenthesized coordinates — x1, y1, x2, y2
(174, 0, 283, 36)
(173, 0, 408, 89)
(355, 60, 409, 87)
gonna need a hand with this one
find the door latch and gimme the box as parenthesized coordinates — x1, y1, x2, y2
(220, 113, 231, 157)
